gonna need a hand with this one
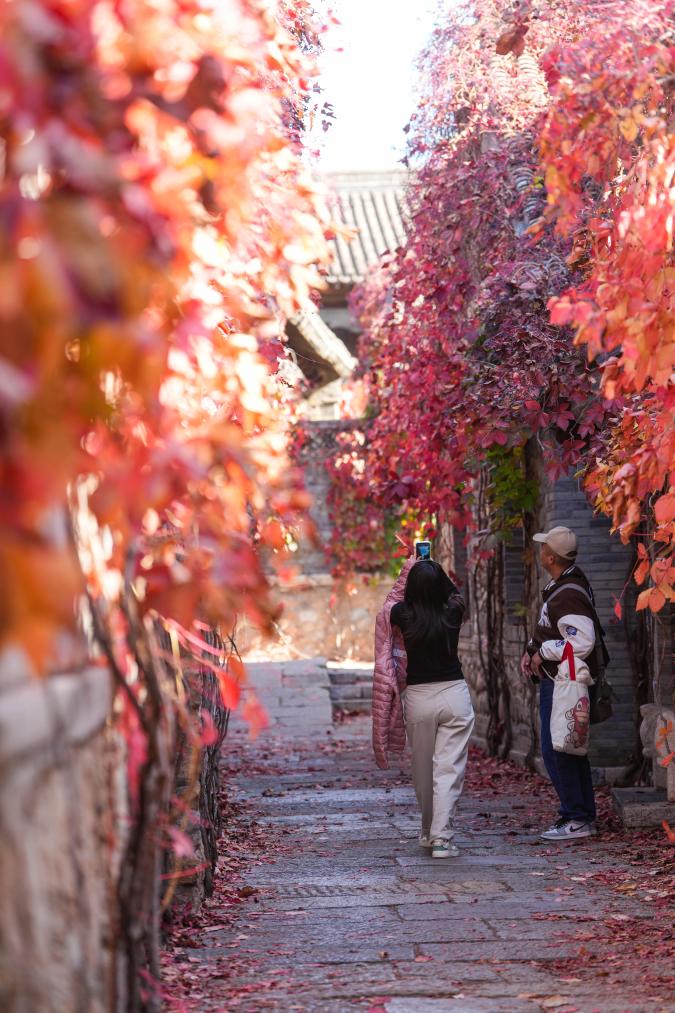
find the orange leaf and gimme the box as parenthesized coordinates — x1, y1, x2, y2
(217, 669, 241, 710)
(654, 492, 675, 525)
(227, 653, 246, 684)
(613, 598, 622, 621)
(144, 572, 201, 628)
(261, 519, 286, 550)
(634, 558, 650, 586)
(618, 116, 638, 142)
(241, 691, 269, 738)
(662, 821, 675, 844)
(8, 618, 61, 673)
(549, 298, 575, 326)
(648, 587, 667, 613)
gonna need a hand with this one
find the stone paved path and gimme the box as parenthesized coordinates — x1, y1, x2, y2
(166, 660, 674, 1013)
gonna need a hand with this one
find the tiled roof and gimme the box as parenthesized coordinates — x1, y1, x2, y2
(322, 171, 409, 286)
(287, 309, 357, 381)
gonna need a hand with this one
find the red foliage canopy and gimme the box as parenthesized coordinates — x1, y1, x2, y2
(540, 3, 674, 611)
(330, 0, 674, 613)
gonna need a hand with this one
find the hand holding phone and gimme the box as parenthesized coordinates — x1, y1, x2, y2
(415, 540, 431, 560)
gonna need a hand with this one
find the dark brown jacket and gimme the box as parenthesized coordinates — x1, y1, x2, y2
(528, 565, 597, 679)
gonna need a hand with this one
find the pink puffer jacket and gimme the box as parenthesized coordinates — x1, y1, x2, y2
(372, 557, 414, 770)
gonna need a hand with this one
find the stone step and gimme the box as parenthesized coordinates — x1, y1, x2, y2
(327, 664, 375, 717)
(329, 684, 373, 703)
(612, 786, 675, 827)
(328, 669, 374, 686)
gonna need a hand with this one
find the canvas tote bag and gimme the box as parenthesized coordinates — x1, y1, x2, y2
(550, 641, 593, 756)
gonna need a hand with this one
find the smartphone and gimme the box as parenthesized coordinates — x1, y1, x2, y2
(415, 540, 431, 560)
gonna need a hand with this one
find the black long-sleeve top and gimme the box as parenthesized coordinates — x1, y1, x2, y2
(390, 597, 465, 685)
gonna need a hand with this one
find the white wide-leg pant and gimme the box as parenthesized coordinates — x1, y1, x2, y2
(403, 680, 475, 842)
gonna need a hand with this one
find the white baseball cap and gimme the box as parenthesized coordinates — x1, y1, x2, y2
(532, 525, 578, 560)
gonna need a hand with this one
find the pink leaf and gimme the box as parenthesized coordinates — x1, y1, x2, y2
(167, 826, 195, 859)
(200, 707, 219, 747)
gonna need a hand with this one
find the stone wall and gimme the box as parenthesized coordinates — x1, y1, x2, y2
(460, 611, 537, 770)
(0, 665, 125, 1013)
(0, 637, 232, 1011)
(295, 418, 365, 574)
(238, 573, 388, 662)
(327, 661, 375, 717)
(239, 416, 390, 663)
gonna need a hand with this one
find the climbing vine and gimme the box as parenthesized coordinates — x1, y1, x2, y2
(485, 445, 539, 535)
(323, 0, 674, 757)
(332, 1, 604, 574)
(539, 4, 675, 616)
(329, 0, 673, 624)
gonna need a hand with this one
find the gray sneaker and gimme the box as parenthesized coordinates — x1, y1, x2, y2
(431, 839, 459, 858)
(540, 820, 593, 842)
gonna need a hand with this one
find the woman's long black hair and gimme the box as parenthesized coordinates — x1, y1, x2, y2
(400, 560, 461, 644)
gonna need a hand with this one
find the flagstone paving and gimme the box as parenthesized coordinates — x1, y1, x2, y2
(165, 660, 674, 1012)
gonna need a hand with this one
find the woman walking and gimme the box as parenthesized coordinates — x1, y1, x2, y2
(372, 554, 474, 858)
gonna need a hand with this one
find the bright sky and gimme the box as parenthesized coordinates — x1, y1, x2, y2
(310, 0, 440, 172)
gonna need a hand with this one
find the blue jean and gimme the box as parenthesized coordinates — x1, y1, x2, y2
(539, 675, 596, 824)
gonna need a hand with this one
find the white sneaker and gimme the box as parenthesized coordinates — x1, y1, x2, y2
(419, 832, 432, 848)
(540, 820, 593, 842)
(431, 839, 459, 859)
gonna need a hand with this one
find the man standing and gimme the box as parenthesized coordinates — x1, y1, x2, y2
(521, 526, 598, 841)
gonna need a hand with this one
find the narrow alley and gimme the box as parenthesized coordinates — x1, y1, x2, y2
(163, 660, 674, 1013)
